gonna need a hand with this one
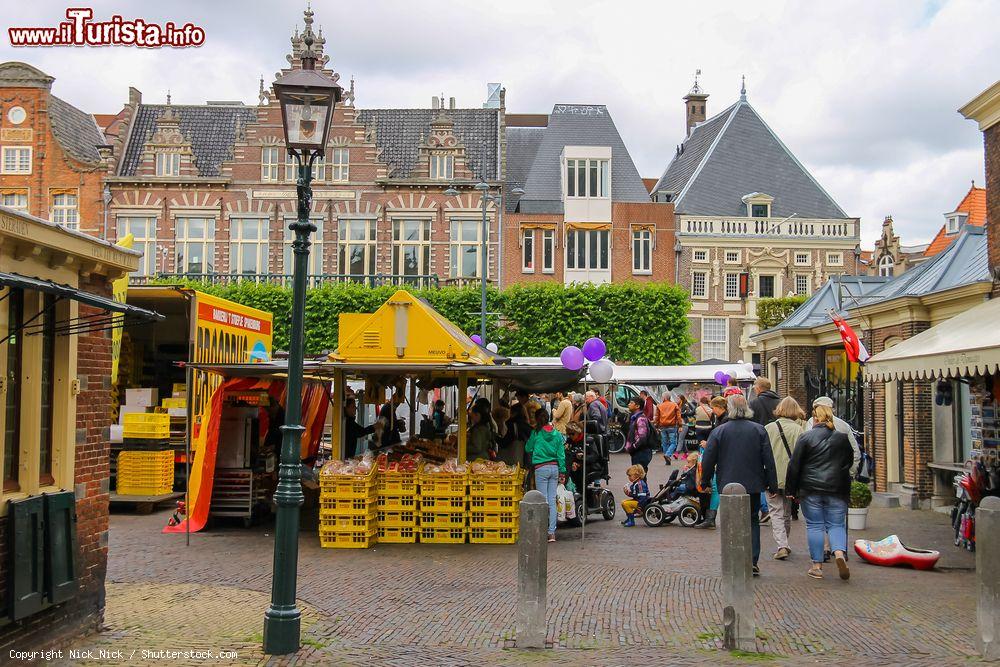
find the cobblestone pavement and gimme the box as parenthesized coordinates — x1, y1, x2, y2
(63, 454, 983, 666)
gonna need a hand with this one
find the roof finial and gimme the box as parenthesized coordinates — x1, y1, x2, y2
(166, 89, 171, 105)
(690, 69, 702, 94)
(740, 75, 747, 102)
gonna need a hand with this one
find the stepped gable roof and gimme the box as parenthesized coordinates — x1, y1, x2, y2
(356, 108, 500, 181)
(507, 104, 650, 215)
(651, 96, 848, 219)
(119, 104, 257, 177)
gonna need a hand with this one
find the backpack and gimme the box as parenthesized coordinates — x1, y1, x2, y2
(640, 416, 659, 451)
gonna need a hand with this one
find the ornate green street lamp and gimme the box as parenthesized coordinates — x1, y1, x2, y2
(263, 29, 341, 656)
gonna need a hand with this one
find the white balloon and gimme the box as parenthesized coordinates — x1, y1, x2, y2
(486, 342, 498, 353)
(736, 359, 744, 364)
(744, 362, 754, 372)
(589, 358, 616, 383)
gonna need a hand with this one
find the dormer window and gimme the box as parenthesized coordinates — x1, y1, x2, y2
(155, 152, 180, 177)
(430, 153, 454, 180)
(566, 158, 609, 198)
(742, 192, 774, 218)
(751, 204, 769, 218)
(946, 213, 967, 234)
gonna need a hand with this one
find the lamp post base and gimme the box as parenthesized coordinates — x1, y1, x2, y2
(263, 607, 302, 655)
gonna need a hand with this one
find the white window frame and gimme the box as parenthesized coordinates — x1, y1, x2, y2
(946, 213, 966, 234)
(541, 229, 555, 274)
(429, 153, 454, 181)
(392, 219, 432, 276)
(283, 216, 324, 275)
(261, 147, 280, 182)
(692, 249, 709, 263)
(794, 273, 810, 296)
(449, 218, 482, 279)
(337, 219, 376, 278)
(701, 317, 729, 360)
(877, 254, 894, 278)
(1, 191, 28, 212)
(750, 203, 770, 218)
(330, 147, 349, 182)
(794, 252, 810, 266)
(724, 272, 740, 300)
(521, 229, 535, 273)
(50, 193, 78, 230)
(757, 274, 776, 299)
(691, 270, 707, 299)
(117, 216, 157, 276)
(566, 158, 609, 198)
(229, 218, 270, 275)
(566, 228, 610, 271)
(285, 152, 325, 182)
(175, 217, 216, 274)
(826, 252, 844, 266)
(1, 146, 32, 175)
(155, 152, 180, 177)
(631, 228, 652, 275)
(724, 250, 741, 264)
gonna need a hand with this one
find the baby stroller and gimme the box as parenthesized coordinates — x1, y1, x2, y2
(642, 466, 702, 527)
(568, 433, 616, 524)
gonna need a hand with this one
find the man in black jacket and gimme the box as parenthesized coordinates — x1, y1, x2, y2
(343, 398, 375, 458)
(701, 394, 779, 574)
(749, 377, 781, 426)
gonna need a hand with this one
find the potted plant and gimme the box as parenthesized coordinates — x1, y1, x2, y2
(848, 481, 873, 530)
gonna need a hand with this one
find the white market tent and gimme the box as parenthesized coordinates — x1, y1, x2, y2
(509, 359, 756, 385)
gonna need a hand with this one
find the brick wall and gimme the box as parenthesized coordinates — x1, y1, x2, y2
(759, 344, 816, 409)
(0, 275, 113, 650)
(984, 123, 999, 294)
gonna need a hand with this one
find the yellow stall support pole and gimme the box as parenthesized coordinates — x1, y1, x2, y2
(458, 372, 468, 463)
(332, 368, 344, 460)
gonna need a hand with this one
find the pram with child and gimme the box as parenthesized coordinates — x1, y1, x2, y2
(566, 433, 616, 524)
(642, 454, 703, 527)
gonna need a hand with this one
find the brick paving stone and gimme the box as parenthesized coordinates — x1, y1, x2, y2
(65, 453, 983, 665)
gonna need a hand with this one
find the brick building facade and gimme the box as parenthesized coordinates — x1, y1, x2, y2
(503, 106, 674, 287)
(0, 62, 110, 238)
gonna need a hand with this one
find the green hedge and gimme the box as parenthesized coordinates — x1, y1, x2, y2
(757, 295, 809, 330)
(151, 279, 694, 365)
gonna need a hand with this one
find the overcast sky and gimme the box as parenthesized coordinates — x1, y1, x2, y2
(3, 0, 996, 246)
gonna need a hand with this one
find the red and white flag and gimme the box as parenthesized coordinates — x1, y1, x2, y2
(830, 311, 870, 363)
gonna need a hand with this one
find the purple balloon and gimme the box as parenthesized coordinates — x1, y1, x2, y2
(721, 373, 732, 385)
(714, 370, 726, 385)
(582, 337, 607, 362)
(471, 334, 483, 345)
(560, 345, 585, 371)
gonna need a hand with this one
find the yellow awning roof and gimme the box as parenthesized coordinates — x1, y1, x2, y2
(565, 222, 611, 231)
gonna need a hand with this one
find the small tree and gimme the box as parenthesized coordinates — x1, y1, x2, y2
(849, 481, 872, 509)
(757, 295, 809, 330)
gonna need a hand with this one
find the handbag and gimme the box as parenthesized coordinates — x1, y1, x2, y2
(775, 420, 793, 458)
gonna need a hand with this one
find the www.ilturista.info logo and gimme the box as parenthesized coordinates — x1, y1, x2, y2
(8, 8, 205, 48)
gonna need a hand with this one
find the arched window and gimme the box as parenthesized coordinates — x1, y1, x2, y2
(877, 253, 894, 277)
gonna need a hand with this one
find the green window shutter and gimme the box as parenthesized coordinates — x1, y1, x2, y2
(43, 491, 77, 605)
(7, 495, 45, 621)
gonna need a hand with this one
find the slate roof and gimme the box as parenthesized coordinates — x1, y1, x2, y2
(757, 275, 890, 333)
(120, 104, 257, 177)
(651, 98, 849, 219)
(506, 104, 650, 215)
(48, 95, 105, 166)
(356, 108, 500, 181)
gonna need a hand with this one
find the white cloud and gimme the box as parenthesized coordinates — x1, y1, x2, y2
(2, 0, 994, 247)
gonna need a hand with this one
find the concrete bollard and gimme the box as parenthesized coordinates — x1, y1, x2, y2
(516, 489, 549, 649)
(720, 482, 755, 652)
(978, 495, 1000, 659)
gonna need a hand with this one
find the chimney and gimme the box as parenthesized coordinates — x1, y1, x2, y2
(432, 96, 440, 110)
(683, 70, 708, 136)
(449, 97, 456, 110)
(129, 86, 142, 107)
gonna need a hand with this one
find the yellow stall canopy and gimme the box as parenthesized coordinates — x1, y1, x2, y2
(332, 290, 493, 366)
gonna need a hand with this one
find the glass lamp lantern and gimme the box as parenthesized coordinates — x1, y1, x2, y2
(272, 50, 342, 152)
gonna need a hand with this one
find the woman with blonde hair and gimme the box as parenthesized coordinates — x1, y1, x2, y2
(784, 403, 854, 581)
(763, 396, 806, 560)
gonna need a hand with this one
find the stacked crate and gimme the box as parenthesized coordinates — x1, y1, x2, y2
(418, 468, 468, 544)
(161, 396, 187, 490)
(375, 462, 421, 544)
(117, 413, 174, 495)
(468, 466, 525, 544)
(318, 465, 377, 548)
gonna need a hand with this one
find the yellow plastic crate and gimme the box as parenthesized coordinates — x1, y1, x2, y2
(116, 481, 173, 496)
(419, 496, 466, 512)
(376, 464, 421, 495)
(377, 525, 417, 543)
(469, 527, 519, 544)
(418, 471, 467, 497)
(319, 513, 377, 532)
(320, 465, 377, 499)
(376, 494, 418, 512)
(418, 510, 466, 528)
(419, 526, 466, 544)
(161, 397, 186, 409)
(320, 496, 376, 516)
(117, 450, 173, 495)
(319, 527, 376, 549)
(469, 510, 520, 528)
(376, 509, 417, 527)
(122, 413, 171, 439)
(469, 496, 518, 513)
(469, 469, 525, 498)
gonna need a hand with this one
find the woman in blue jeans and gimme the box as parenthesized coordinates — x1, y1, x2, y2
(784, 403, 855, 581)
(525, 407, 567, 542)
